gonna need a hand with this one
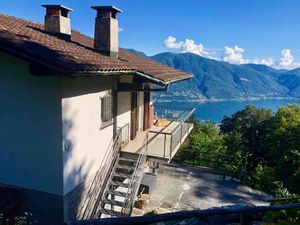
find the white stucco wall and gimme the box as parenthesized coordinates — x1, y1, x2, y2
(62, 76, 114, 194)
(117, 92, 131, 133)
(0, 52, 63, 195)
(117, 75, 133, 137)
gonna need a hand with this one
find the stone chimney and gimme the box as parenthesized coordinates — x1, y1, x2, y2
(42, 5, 72, 37)
(91, 6, 122, 58)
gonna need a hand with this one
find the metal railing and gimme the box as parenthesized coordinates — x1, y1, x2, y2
(70, 203, 300, 225)
(154, 105, 195, 121)
(78, 124, 148, 219)
(121, 132, 148, 216)
(78, 130, 122, 220)
(174, 149, 242, 175)
(148, 106, 195, 161)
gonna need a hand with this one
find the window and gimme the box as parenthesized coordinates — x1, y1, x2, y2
(101, 95, 113, 129)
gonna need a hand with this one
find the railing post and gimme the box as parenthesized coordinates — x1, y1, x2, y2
(180, 122, 183, 144)
(163, 134, 167, 159)
(216, 154, 220, 170)
(169, 135, 173, 161)
(121, 131, 148, 217)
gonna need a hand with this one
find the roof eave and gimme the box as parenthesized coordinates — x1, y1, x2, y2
(166, 75, 193, 84)
(135, 71, 167, 86)
(71, 70, 137, 76)
(0, 39, 192, 83)
(135, 71, 193, 86)
(0, 45, 138, 76)
(71, 70, 168, 86)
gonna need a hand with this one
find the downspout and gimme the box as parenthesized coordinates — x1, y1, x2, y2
(113, 76, 118, 136)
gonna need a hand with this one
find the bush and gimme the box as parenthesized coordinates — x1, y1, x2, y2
(264, 209, 300, 225)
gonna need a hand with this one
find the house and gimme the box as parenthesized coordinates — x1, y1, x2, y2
(0, 5, 195, 224)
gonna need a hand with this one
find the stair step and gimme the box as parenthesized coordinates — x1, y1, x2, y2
(113, 172, 132, 179)
(119, 157, 137, 163)
(110, 181, 130, 188)
(98, 208, 123, 217)
(102, 199, 124, 207)
(107, 190, 127, 198)
(116, 164, 135, 170)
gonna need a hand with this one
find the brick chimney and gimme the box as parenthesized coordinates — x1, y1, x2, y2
(91, 6, 122, 58)
(42, 5, 72, 37)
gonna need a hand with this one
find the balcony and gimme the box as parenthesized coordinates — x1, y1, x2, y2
(121, 105, 195, 161)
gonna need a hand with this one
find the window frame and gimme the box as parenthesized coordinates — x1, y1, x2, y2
(100, 95, 114, 129)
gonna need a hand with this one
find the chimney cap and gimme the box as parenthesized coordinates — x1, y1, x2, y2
(42, 4, 73, 11)
(91, 6, 123, 14)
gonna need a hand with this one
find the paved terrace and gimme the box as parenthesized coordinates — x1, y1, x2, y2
(122, 121, 194, 159)
(133, 164, 271, 215)
(121, 105, 195, 160)
(121, 121, 193, 159)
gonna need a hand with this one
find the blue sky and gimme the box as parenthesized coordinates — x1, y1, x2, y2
(1, 0, 300, 68)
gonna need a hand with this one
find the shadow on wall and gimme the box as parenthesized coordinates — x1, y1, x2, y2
(117, 92, 131, 117)
(62, 101, 94, 221)
(0, 27, 113, 223)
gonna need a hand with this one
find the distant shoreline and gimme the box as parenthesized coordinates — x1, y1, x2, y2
(155, 96, 299, 103)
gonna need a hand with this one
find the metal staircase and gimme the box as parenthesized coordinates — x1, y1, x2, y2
(78, 127, 148, 219)
(97, 155, 137, 217)
(98, 133, 148, 218)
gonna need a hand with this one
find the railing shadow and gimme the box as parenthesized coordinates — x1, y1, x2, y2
(78, 129, 122, 220)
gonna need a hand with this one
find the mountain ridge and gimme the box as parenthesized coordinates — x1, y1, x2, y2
(126, 49, 300, 101)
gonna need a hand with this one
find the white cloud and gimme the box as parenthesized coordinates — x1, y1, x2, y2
(208, 56, 219, 60)
(250, 58, 274, 67)
(164, 36, 209, 56)
(164, 36, 182, 49)
(118, 27, 124, 32)
(163, 37, 300, 68)
(222, 45, 245, 64)
(278, 49, 294, 67)
(222, 45, 275, 66)
(260, 58, 274, 66)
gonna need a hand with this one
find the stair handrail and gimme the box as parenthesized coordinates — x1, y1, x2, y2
(78, 129, 121, 220)
(121, 131, 148, 216)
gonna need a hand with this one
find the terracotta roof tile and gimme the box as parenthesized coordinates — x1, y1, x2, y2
(0, 14, 192, 83)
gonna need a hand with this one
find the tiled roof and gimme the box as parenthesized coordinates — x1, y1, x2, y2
(0, 14, 192, 83)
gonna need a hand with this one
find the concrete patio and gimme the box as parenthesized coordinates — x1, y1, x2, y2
(133, 164, 272, 216)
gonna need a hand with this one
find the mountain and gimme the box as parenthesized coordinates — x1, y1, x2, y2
(277, 68, 300, 98)
(125, 48, 148, 58)
(126, 49, 300, 101)
(151, 52, 300, 101)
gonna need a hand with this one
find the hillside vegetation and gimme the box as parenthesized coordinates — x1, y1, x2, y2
(175, 104, 300, 197)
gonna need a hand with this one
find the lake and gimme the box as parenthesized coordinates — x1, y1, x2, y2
(156, 99, 299, 122)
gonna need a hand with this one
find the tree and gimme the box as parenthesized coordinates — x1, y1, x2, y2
(175, 121, 225, 168)
(264, 104, 300, 194)
(176, 104, 300, 196)
(220, 105, 273, 171)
